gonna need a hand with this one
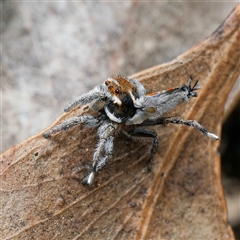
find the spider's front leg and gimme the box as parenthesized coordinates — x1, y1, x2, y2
(64, 83, 110, 112)
(82, 121, 118, 186)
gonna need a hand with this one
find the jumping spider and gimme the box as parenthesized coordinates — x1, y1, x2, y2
(43, 75, 219, 186)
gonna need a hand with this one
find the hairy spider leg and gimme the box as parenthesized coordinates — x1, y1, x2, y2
(43, 115, 100, 138)
(120, 128, 158, 172)
(139, 117, 219, 141)
(82, 121, 118, 186)
(126, 79, 201, 126)
(127, 128, 158, 159)
(64, 84, 109, 112)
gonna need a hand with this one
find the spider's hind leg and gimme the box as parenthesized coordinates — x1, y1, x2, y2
(163, 117, 219, 140)
(139, 117, 219, 141)
(43, 115, 100, 138)
(126, 128, 158, 171)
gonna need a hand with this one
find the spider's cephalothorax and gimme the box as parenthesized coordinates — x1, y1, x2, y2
(104, 75, 145, 123)
(44, 75, 219, 186)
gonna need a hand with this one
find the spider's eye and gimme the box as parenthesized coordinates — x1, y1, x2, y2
(115, 89, 119, 94)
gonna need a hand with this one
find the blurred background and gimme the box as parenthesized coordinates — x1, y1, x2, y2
(1, 1, 239, 238)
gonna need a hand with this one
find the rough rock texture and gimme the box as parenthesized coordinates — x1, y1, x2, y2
(2, 2, 236, 151)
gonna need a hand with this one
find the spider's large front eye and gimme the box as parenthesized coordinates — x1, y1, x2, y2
(115, 89, 119, 94)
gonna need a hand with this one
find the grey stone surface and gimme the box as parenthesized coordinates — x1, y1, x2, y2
(2, 2, 236, 152)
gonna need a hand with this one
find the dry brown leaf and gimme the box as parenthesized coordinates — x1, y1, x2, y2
(1, 4, 239, 240)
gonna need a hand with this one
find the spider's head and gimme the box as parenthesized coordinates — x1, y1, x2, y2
(105, 75, 137, 107)
(104, 75, 139, 123)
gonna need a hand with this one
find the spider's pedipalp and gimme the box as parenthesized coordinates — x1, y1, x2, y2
(129, 77, 146, 97)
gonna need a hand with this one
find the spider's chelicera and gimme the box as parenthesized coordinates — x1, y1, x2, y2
(43, 75, 219, 186)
